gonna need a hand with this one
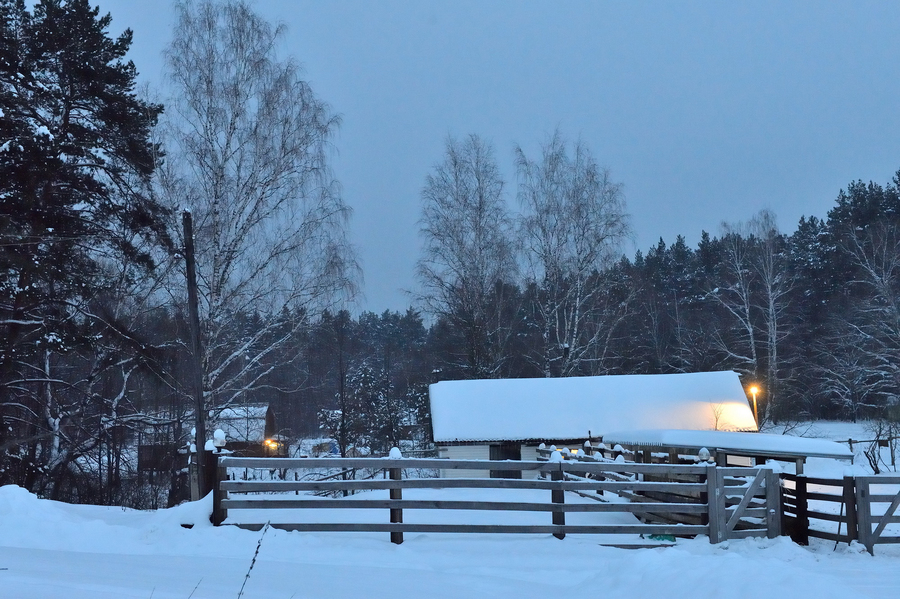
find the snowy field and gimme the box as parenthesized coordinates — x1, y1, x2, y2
(1, 483, 899, 599)
(2, 421, 899, 599)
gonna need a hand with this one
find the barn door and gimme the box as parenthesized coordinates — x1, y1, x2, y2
(490, 443, 522, 479)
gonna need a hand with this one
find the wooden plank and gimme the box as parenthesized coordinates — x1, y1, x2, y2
(221, 478, 708, 493)
(800, 476, 847, 487)
(856, 475, 900, 485)
(222, 499, 709, 514)
(868, 494, 900, 503)
(230, 522, 710, 535)
(805, 491, 844, 503)
(717, 467, 765, 477)
(807, 529, 853, 543)
(806, 510, 849, 524)
(870, 536, 900, 544)
(726, 470, 765, 533)
(725, 507, 767, 519)
(218, 456, 709, 475)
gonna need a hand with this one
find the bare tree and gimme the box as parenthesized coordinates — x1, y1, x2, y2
(837, 219, 900, 412)
(516, 131, 630, 377)
(417, 135, 517, 378)
(708, 210, 791, 421)
(161, 1, 358, 423)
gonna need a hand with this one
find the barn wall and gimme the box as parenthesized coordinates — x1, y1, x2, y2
(437, 443, 548, 478)
(438, 444, 490, 478)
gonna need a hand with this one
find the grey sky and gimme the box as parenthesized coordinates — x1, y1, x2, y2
(97, 1, 900, 312)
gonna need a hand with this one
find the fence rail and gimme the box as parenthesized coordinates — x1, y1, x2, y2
(212, 456, 779, 545)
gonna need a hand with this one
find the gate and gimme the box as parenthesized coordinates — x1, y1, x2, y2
(855, 475, 900, 555)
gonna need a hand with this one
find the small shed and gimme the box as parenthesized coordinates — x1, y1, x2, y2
(429, 371, 758, 477)
(210, 404, 282, 456)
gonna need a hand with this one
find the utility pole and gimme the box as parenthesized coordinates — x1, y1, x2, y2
(183, 210, 207, 497)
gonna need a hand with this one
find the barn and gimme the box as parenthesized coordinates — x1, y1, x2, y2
(429, 371, 759, 477)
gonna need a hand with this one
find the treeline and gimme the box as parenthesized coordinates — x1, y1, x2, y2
(2, 0, 900, 508)
(417, 134, 900, 428)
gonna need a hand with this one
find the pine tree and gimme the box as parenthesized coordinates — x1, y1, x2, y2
(0, 0, 167, 491)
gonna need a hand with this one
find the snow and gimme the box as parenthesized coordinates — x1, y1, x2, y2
(389, 446, 403, 459)
(430, 371, 758, 442)
(1, 484, 898, 598)
(601, 429, 854, 460)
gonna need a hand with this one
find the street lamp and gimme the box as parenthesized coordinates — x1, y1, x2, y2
(749, 385, 760, 425)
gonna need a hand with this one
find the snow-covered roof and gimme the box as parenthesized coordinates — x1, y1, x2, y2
(429, 371, 758, 443)
(602, 429, 854, 460)
(210, 405, 270, 442)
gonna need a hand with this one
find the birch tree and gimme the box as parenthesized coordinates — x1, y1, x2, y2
(707, 210, 791, 421)
(417, 135, 517, 378)
(161, 1, 357, 424)
(516, 132, 630, 377)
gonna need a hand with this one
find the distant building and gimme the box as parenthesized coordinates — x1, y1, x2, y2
(429, 371, 758, 477)
(210, 404, 284, 456)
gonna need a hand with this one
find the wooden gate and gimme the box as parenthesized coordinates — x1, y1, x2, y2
(855, 475, 900, 555)
(707, 467, 781, 543)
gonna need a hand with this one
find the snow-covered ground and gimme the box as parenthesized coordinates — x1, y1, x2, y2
(763, 420, 896, 474)
(1, 482, 899, 599)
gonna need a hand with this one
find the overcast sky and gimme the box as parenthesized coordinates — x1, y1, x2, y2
(97, 1, 900, 312)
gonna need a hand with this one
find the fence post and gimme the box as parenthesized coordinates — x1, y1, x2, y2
(706, 463, 725, 543)
(793, 474, 809, 545)
(855, 478, 872, 555)
(764, 468, 781, 538)
(389, 466, 403, 545)
(211, 453, 227, 526)
(843, 476, 858, 543)
(551, 464, 565, 539)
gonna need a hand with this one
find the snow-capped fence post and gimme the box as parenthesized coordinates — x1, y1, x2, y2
(211, 453, 228, 526)
(389, 447, 403, 545)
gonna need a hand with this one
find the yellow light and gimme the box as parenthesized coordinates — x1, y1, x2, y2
(570, 449, 578, 455)
(748, 385, 760, 426)
(264, 439, 278, 448)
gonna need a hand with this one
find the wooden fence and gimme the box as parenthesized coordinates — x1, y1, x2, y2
(781, 473, 857, 546)
(855, 475, 900, 554)
(212, 456, 780, 545)
(781, 473, 900, 555)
